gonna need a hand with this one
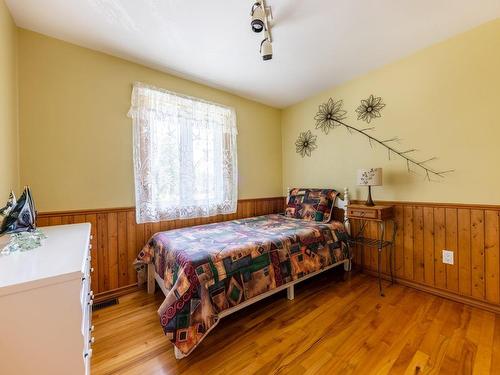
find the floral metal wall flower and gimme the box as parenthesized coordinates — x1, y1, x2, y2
(295, 130, 317, 157)
(355, 94, 385, 123)
(314, 98, 347, 134)
(309, 95, 454, 180)
(308, 95, 454, 181)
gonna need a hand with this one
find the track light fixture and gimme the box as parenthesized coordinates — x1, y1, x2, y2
(250, 2, 265, 33)
(250, 0, 274, 61)
(260, 38, 272, 61)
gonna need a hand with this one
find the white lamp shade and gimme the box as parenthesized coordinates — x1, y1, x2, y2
(357, 168, 382, 186)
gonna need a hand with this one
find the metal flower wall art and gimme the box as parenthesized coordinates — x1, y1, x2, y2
(356, 94, 385, 123)
(311, 97, 453, 181)
(295, 130, 317, 157)
(314, 98, 347, 134)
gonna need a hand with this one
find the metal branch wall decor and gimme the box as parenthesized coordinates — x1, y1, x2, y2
(312, 97, 454, 181)
(295, 130, 318, 157)
(356, 94, 385, 123)
(314, 98, 347, 134)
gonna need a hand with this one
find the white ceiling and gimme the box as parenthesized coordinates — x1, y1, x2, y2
(6, 0, 500, 108)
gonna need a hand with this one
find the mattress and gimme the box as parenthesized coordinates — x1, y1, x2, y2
(135, 214, 350, 356)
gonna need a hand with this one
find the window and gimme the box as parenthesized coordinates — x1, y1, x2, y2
(128, 82, 238, 223)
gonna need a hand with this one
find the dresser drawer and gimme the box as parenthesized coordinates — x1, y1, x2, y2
(82, 290, 92, 332)
(81, 284, 92, 332)
(84, 350, 92, 375)
(81, 275, 94, 365)
(80, 255, 91, 304)
(348, 208, 378, 219)
(347, 205, 394, 221)
(80, 273, 89, 308)
(80, 239, 92, 304)
(83, 299, 94, 356)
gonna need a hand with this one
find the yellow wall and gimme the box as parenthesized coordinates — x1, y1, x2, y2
(16, 18, 500, 210)
(282, 19, 500, 205)
(0, 0, 18, 199)
(18, 29, 282, 212)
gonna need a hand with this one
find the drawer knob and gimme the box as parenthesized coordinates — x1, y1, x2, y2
(90, 336, 95, 344)
(90, 325, 95, 332)
(89, 300, 93, 306)
(91, 268, 94, 273)
(89, 244, 93, 250)
(90, 235, 93, 240)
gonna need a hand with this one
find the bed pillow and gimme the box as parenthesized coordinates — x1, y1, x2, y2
(284, 188, 339, 222)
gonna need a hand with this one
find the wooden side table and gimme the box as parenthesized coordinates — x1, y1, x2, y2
(347, 204, 397, 296)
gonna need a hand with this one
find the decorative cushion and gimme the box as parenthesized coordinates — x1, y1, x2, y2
(284, 188, 339, 222)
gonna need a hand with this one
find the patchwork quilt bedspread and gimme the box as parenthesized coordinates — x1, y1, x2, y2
(136, 214, 350, 356)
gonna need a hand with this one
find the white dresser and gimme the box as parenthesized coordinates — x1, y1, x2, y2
(0, 224, 94, 375)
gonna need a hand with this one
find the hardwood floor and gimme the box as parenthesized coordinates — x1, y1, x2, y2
(91, 271, 500, 374)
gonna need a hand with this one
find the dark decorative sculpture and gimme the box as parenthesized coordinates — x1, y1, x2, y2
(356, 94, 385, 123)
(0, 186, 37, 235)
(0, 191, 16, 217)
(314, 97, 454, 181)
(314, 98, 347, 134)
(295, 130, 317, 157)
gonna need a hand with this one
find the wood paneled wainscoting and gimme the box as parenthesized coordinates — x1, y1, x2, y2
(37, 197, 500, 313)
(36, 197, 285, 302)
(351, 201, 500, 313)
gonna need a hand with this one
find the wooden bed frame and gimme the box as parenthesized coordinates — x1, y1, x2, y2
(145, 188, 351, 359)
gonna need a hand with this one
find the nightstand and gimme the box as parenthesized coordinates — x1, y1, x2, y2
(347, 204, 397, 296)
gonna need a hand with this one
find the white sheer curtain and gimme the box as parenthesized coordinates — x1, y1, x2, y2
(127, 82, 238, 223)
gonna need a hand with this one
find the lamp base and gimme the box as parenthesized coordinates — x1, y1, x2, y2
(365, 186, 375, 206)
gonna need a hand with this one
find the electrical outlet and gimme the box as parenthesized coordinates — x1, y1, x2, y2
(442, 250, 454, 265)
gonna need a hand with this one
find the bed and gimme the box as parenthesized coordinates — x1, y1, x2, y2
(135, 188, 351, 358)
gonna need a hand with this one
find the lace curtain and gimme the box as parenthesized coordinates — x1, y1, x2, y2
(128, 82, 238, 223)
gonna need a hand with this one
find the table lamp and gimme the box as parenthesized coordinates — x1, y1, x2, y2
(357, 168, 382, 206)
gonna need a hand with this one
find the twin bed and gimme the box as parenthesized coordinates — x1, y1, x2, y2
(136, 188, 352, 358)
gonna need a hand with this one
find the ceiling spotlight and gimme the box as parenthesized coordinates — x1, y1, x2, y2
(250, 2, 265, 33)
(260, 38, 273, 61)
(250, 0, 274, 61)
